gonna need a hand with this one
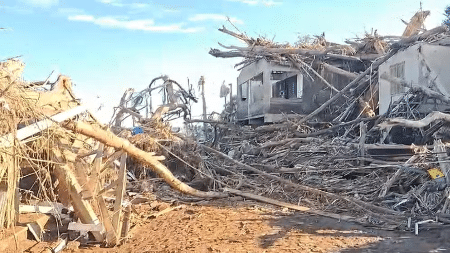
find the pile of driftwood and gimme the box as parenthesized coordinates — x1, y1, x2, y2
(156, 10, 450, 233)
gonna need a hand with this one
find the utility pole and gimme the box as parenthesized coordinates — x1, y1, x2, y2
(229, 83, 232, 108)
(199, 76, 207, 140)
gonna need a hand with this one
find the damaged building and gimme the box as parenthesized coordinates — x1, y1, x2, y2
(236, 58, 358, 124)
(379, 41, 450, 115)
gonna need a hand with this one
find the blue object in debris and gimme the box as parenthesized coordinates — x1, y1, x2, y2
(132, 126, 143, 135)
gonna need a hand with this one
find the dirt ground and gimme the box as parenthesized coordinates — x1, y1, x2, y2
(48, 199, 450, 253)
(8, 199, 450, 253)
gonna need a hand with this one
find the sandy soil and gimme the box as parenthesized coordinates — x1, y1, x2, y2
(67, 202, 380, 253)
(10, 199, 450, 253)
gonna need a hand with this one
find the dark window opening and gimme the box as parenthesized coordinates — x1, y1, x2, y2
(272, 75, 300, 99)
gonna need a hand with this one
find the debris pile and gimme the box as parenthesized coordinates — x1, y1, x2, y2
(3, 8, 450, 252)
(0, 59, 221, 251)
(195, 10, 450, 232)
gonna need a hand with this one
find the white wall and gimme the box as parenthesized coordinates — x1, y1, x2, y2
(378, 44, 422, 114)
(420, 44, 450, 97)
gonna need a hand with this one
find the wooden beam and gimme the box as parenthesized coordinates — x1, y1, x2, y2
(19, 205, 56, 214)
(321, 63, 358, 80)
(91, 143, 104, 195)
(100, 150, 125, 174)
(112, 153, 127, 236)
(96, 195, 117, 246)
(51, 148, 104, 242)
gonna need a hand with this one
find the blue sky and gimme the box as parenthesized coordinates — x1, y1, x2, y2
(0, 0, 448, 123)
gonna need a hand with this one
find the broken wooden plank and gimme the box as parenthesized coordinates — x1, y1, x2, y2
(68, 222, 103, 232)
(112, 153, 127, 235)
(96, 195, 117, 246)
(379, 154, 421, 198)
(19, 205, 56, 214)
(260, 137, 316, 149)
(100, 150, 125, 174)
(402, 11, 430, 37)
(27, 222, 43, 242)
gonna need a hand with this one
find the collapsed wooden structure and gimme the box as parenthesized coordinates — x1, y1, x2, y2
(0, 59, 222, 250)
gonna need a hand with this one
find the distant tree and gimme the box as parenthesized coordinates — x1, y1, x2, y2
(444, 5, 450, 27)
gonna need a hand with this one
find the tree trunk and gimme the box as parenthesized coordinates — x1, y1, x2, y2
(61, 121, 227, 199)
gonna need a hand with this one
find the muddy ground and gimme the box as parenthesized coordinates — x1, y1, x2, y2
(13, 198, 450, 253)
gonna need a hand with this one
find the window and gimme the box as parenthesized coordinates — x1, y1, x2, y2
(390, 62, 405, 95)
(272, 74, 302, 99)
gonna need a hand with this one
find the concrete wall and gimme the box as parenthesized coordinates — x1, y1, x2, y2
(236, 58, 356, 122)
(236, 59, 301, 121)
(378, 44, 420, 114)
(420, 44, 450, 97)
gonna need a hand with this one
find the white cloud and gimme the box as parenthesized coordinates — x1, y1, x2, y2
(227, 0, 282, 7)
(228, 0, 258, 5)
(97, 0, 124, 7)
(21, 0, 58, 8)
(0, 5, 34, 14)
(67, 14, 203, 33)
(130, 3, 150, 9)
(262, 0, 282, 7)
(189, 14, 243, 24)
(57, 7, 84, 16)
(68, 15, 95, 22)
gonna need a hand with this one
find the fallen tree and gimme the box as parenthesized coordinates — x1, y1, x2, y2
(379, 111, 450, 129)
(61, 121, 228, 199)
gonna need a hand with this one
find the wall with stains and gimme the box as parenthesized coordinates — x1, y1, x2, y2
(379, 43, 450, 115)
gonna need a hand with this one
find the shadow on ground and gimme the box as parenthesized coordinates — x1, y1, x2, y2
(259, 211, 450, 252)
